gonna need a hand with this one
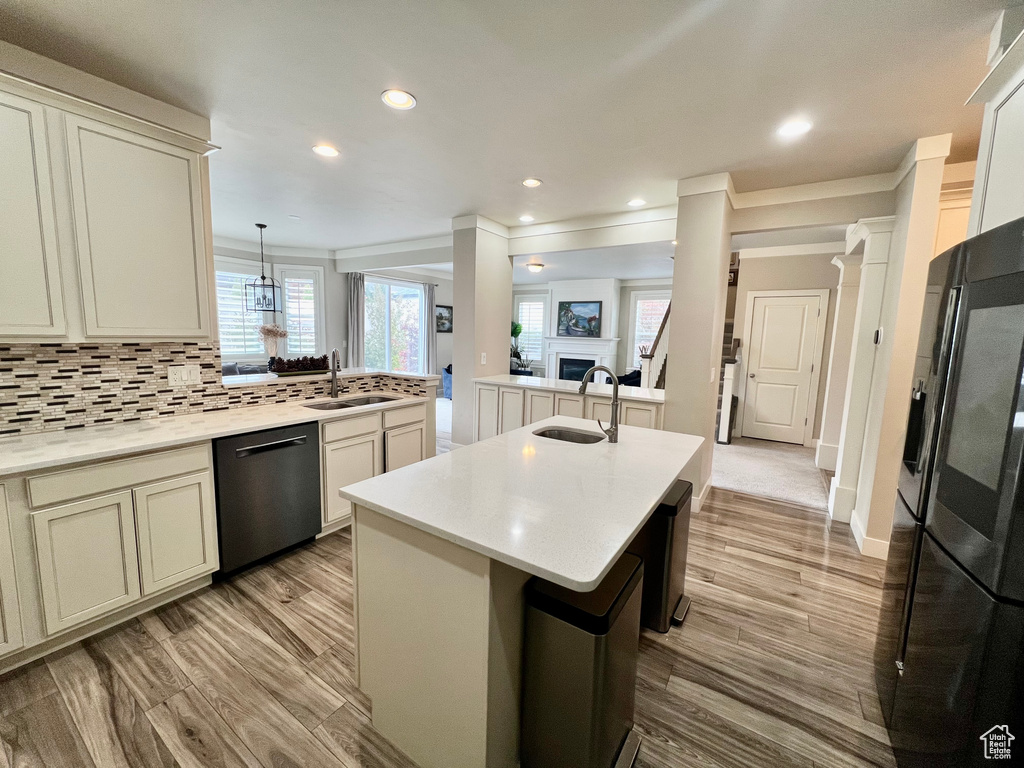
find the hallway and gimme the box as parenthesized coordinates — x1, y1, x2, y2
(712, 437, 830, 511)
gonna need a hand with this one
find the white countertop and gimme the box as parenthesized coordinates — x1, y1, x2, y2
(223, 367, 441, 388)
(340, 416, 702, 591)
(473, 374, 664, 403)
(0, 392, 427, 477)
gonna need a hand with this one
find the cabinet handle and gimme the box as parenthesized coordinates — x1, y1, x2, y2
(235, 436, 307, 458)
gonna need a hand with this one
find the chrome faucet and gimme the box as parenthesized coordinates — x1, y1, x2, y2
(578, 365, 620, 443)
(330, 348, 341, 398)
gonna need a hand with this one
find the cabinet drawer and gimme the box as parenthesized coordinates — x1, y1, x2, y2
(383, 403, 426, 429)
(27, 444, 210, 508)
(324, 413, 382, 443)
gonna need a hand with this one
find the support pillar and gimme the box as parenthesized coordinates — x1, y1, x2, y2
(815, 253, 862, 471)
(451, 215, 511, 446)
(663, 174, 733, 509)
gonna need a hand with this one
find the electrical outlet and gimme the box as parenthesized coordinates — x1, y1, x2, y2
(481, 352, 487, 365)
(168, 365, 187, 387)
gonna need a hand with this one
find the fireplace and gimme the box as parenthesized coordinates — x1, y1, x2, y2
(559, 357, 597, 382)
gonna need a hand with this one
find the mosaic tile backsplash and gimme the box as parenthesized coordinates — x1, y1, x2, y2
(0, 342, 430, 436)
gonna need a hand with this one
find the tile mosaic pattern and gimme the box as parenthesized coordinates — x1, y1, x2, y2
(0, 342, 429, 436)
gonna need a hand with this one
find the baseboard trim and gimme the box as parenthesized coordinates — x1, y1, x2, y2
(696, 477, 712, 514)
(851, 510, 889, 560)
(828, 480, 856, 523)
(815, 442, 838, 471)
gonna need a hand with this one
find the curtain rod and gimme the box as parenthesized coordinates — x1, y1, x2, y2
(362, 270, 440, 287)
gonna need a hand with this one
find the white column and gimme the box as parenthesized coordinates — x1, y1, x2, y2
(815, 253, 861, 471)
(451, 215, 511, 446)
(829, 218, 894, 523)
(663, 173, 733, 509)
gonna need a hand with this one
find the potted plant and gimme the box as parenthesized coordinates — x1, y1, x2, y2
(510, 321, 525, 370)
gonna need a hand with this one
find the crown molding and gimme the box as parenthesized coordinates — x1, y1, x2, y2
(738, 241, 847, 260)
(333, 234, 453, 260)
(452, 215, 509, 238)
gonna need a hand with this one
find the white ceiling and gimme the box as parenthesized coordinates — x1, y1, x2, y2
(0, 1, 1000, 249)
(513, 242, 675, 284)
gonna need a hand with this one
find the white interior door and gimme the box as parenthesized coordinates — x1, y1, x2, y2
(742, 294, 821, 444)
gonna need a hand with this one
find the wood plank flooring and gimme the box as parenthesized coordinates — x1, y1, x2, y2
(0, 487, 893, 768)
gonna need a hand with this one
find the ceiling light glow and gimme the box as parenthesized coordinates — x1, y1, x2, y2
(777, 119, 813, 138)
(381, 89, 416, 110)
(519, 215, 535, 223)
(522, 178, 543, 188)
(671, 240, 677, 245)
(527, 263, 544, 273)
(627, 199, 646, 207)
(312, 144, 339, 157)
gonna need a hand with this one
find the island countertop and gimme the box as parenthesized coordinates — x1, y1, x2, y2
(339, 415, 702, 590)
(473, 374, 665, 403)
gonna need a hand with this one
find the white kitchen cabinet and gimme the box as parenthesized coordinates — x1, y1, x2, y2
(325, 432, 382, 524)
(31, 491, 141, 635)
(554, 393, 585, 419)
(386, 422, 426, 472)
(133, 472, 218, 596)
(0, 91, 66, 337)
(475, 384, 500, 441)
(64, 113, 211, 338)
(498, 387, 525, 434)
(587, 397, 661, 429)
(0, 486, 23, 657)
(524, 390, 555, 424)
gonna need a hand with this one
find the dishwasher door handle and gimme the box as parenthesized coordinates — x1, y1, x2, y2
(234, 435, 308, 458)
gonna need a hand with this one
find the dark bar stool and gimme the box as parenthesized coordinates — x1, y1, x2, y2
(626, 479, 693, 632)
(521, 553, 644, 768)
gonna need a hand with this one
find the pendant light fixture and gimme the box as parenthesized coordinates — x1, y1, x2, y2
(245, 223, 282, 312)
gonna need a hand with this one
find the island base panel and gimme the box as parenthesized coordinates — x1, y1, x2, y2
(353, 505, 528, 768)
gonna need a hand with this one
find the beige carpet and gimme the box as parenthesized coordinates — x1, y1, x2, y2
(712, 437, 829, 511)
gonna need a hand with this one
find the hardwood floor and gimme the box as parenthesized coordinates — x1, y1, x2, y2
(0, 487, 893, 768)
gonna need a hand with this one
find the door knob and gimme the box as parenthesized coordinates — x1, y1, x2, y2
(749, 373, 755, 378)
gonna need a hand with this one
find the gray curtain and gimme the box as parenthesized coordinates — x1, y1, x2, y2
(425, 282, 437, 375)
(347, 272, 365, 367)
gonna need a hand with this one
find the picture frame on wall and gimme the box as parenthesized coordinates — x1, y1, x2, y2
(557, 301, 602, 337)
(435, 304, 453, 333)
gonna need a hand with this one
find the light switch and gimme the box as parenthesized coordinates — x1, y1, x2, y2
(185, 364, 201, 383)
(481, 352, 487, 365)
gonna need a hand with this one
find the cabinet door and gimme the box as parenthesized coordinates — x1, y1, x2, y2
(133, 472, 218, 595)
(0, 91, 66, 337)
(554, 393, 585, 418)
(0, 485, 23, 656)
(475, 385, 499, 441)
(325, 432, 382, 524)
(498, 387, 525, 434)
(622, 402, 659, 429)
(64, 114, 210, 338)
(385, 423, 426, 472)
(524, 390, 555, 424)
(587, 396, 613, 422)
(32, 491, 141, 635)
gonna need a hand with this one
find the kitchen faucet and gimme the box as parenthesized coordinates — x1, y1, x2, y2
(578, 365, 620, 443)
(330, 348, 341, 398)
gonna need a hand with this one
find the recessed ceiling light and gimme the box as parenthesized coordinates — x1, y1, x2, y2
(777, 119, 813, 138)
(627, 199, 646, 207)
(519, 215, 535, 223)
(381, 89, 416, 110)
(527, 263, 545, 273)
(522, 178, 543, 188)
(312, 144, 339, 157)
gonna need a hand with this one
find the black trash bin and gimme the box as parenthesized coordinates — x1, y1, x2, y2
(626, 479, 693, 633)
(521, 553, 644, 768)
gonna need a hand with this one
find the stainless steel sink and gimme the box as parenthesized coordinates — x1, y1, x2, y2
(304, 394, 403, 411)
(532, 427, 606, 444)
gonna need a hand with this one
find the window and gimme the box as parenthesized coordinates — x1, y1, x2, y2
(364, 278, 426, 374)
(629, 291, 671, 369)
(214, 258, 264, 360)
(515, 295, 546, 366)
(273, 265, 326, 356)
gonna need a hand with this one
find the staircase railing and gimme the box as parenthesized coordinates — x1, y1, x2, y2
(639, 304, 671, 389)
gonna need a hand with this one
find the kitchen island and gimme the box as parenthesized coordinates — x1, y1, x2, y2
(339, 416, 703, 768)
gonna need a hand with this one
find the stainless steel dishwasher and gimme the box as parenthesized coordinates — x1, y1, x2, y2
(213, 422, 322, 575)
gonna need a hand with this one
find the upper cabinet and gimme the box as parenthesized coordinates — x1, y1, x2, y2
(0, 91, 66, 337)
(64, 115, 210, 338)
(0, 76, 214, 342)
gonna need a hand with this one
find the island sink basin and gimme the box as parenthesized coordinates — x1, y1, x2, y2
(305, 395, 403, 410)
(533, 427, 606, 444)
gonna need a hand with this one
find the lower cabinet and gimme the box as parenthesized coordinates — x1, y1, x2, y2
(32, 491, 142, 635)
(324, 432, 382, 524)
(498, 387, 525, 434)
(524, 390, 555, 424)
(554, 393, 585, 418)
(0, 486, 23, 656)
(475, 384, 499, 441)
(386, 422, 426, 472)
(587, 398, 662, 429)
(133, 471, 217, 596)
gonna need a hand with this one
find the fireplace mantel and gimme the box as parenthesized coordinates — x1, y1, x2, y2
(544, 336, 620, 382)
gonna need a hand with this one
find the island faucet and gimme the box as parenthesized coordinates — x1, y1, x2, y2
(578, 365, 620, 443)
(330, 348, 341, 398)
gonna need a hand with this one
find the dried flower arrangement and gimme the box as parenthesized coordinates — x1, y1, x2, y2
(271, 355, 330, 374)
(258, 324, 288, 357)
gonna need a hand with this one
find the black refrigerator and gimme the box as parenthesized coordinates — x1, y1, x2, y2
(874, 217, 1024, 766)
